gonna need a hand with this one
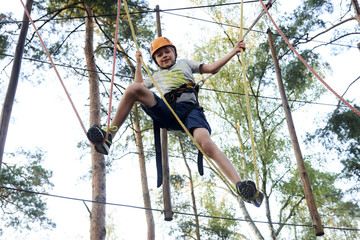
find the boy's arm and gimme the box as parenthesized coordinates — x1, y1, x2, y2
(134, 50, 144, 84)
(200, 40, 246, 74)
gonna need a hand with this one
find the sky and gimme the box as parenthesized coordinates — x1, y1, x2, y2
(1, 0, 360, 239)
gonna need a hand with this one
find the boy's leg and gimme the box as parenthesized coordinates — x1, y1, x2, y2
(87, 83, 156, 154)
(192, 127, 241, 185)
(110, 83, 157, 137)
(193, 127, 264, 207)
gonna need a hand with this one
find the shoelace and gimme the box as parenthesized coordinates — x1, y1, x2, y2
(102, 126, 119, 135)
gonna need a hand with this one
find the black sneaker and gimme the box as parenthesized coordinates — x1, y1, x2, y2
(236, 180, 264, 207)
(248, 191, 264, 208)
(87, 124, 112, 155)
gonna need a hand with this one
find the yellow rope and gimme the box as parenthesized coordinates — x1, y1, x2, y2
(240, 0, 260, 197)
(122, 0, 237, 194)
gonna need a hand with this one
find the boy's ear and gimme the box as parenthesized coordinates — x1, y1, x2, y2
(172, 47, 177, 58)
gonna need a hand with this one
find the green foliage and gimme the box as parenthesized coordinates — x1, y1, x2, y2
(20, 0, 155, 88)
(308, 105, 360, 184)
(201, 187, 239, 240)
(43, 0, 154, 63)
(168, 172, 240, 240)
(0, 148, 55, 236)
(0, 14, 10, 60)
(278, 159, 360, 239)
(167, 170, 195, 239)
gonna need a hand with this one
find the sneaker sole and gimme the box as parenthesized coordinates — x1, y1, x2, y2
(87, 125, 106, 144)
(95, 144, 109, 155)
(251, 191, 264, 207)
(237, 180, 256, 200)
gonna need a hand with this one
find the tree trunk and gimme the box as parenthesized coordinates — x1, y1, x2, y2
(179, 139, 201, 240)
(238, 200, 264, 240)
(116, 42, 155, 238)
(133, 104, 155, 239)
(84, 3, 106, 240)
(351, 0, 360, 26)
(0, 0, 33, 173)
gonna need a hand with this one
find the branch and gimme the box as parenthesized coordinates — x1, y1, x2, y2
(268, 168, 292, 197)
(26, 3, 84, 47)
(52, 22, 85, 55)
(335, 75, 360, 110)
(311, 32, 360, 51)
(92, 15, 137, 74)
(304, 17, 356, 43)
(275, 196, 305, 237)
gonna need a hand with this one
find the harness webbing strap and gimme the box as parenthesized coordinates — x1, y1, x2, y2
(154, 120, 204, 187)
(154, 84, 204, 187)
(153, 121, 163, 188)
(197, 150, 204, 176)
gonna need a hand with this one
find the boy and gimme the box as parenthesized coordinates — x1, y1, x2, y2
(87, 37, 264, 207)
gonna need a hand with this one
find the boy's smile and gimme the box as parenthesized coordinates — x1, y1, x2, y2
(154, 46, 176, 69)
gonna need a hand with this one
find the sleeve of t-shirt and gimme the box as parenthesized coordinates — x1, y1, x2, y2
(143, 74, 155, 89)
(184, 59, 202, 74)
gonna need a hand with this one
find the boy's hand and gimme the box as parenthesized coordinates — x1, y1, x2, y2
(135, 50, 142, 63)
(234, 40, 246, 53)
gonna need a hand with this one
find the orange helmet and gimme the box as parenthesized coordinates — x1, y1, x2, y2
(150, 37, 177, 59)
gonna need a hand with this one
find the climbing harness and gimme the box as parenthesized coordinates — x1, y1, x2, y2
(153, 82, 205, 187)
(163, 82, 204, 130)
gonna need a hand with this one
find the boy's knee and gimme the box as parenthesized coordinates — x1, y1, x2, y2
(127, 83, 145, 96)
(200, 139, 216, 157)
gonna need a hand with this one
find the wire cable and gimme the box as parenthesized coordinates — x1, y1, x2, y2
(3, 5, 357, 49)
(1, 185, 360, 232)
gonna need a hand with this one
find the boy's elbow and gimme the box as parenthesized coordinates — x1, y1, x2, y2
(207, 66, 220, 75)
(210, 68, 220, 75)
(200, 64, 218, 74)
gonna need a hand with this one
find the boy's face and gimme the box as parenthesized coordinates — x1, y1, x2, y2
(153, 46, 176, 68)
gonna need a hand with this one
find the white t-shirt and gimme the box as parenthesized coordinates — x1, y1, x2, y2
(143, 59, 202, 103)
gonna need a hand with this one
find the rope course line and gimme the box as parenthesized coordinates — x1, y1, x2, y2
(18, 0, 123, 142)
(19, 0, 87, 136)
(149, 0, 259, 13)
(159, 10, 359, 49)
(102, 0, 122, 144)
(1, 185, 359, 233)
(258, 0, 360, 117)
(239, 0, 260, 199)
(202, 87, 350, 107)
